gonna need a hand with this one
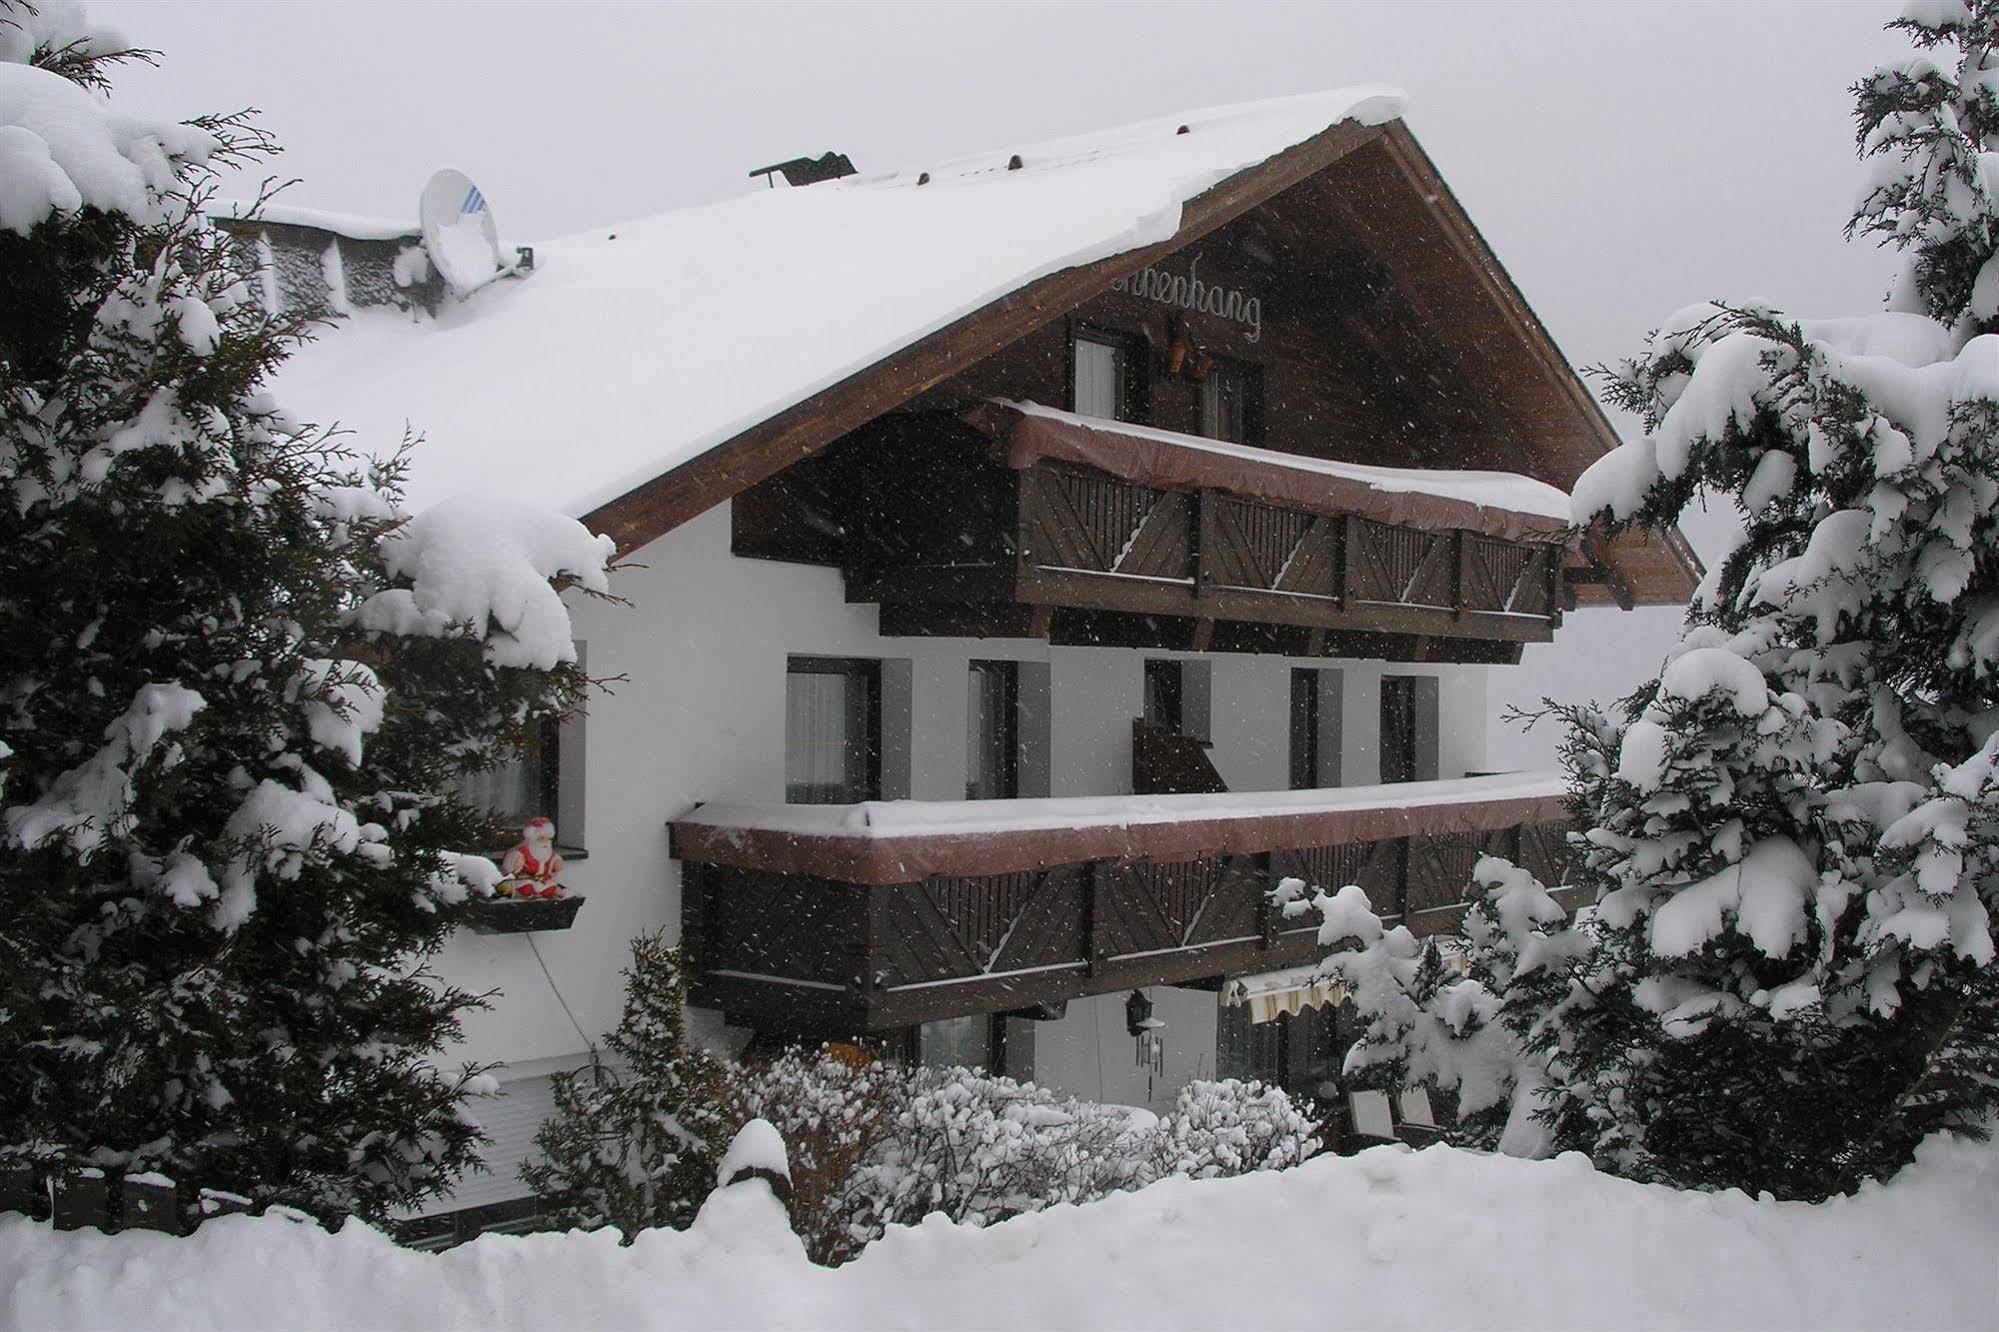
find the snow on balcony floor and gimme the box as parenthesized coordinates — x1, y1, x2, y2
(680, 770, 1564, 840)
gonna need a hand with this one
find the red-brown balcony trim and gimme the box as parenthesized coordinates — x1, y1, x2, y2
(963, 400, 1575, 546)
(671, 773, 1567, 886)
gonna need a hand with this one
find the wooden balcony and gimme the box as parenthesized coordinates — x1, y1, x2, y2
(828, 404, 1572, 664)
(671, 773, 1572, 1037)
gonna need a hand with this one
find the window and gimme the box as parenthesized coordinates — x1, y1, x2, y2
(455, 642, 586, 852)
(1071, 328, 1146, 422)
(1289, 667, 1343, 790)
(1144, 658, 1212, 742)
(913, 1013, 1031, 1079)
(1143, 658, 1183, 734)
(1217, 997, 1356, 1105)
(1380, 674, 1439, 784)
(966, 660, 1019, 801)
(917, 1014, 1000, 1071)
(1199, 358, 1262, 445)
(785, 657, 881, 804)
(459, 721, 557, 828)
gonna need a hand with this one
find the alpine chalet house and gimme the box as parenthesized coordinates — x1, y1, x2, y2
(241, 88, 1698, 1233)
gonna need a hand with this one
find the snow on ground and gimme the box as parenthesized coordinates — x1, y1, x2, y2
(262, 87, 1404, 516)
(8, 1133, 1999, 1330)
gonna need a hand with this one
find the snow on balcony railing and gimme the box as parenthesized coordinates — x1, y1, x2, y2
(672, 770, 1566, 884)
(968, 400, 1573, 542)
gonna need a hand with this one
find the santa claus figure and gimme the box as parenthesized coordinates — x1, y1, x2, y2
(501, 817, 565, 899)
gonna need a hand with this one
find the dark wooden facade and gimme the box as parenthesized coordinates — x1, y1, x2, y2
(738, 415, 1566, 663)
(674, 788, 1572, 1038)
(726, 128, 1601, 663)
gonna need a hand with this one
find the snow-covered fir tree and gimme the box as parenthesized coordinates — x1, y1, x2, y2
(524, 936, 732, 1239)
(1318, 0, 1999, 1197)
(0, 3, 613, 1223)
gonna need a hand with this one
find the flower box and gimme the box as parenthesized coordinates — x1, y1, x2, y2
(466, 895, 586, 935)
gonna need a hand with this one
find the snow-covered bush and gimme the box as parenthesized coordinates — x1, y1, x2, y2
(523, 937, 730, 1240)
(1145, 1076, 1321, 1178)
(730, 1050, 1317, 1265)
(1313, 1, 1999, 1199)
(0, 5, 610, 1223)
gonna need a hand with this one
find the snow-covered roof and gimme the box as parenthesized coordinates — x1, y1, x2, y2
(264, 88, 1405, 519)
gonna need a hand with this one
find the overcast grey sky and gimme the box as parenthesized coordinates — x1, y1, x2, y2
(95, 0, 1906, 401)
(87, 0, 1920, 756)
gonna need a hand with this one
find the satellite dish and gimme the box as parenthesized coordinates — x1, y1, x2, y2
(420, 168, 506, 295)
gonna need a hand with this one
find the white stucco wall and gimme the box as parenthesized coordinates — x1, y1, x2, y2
(435, 501, 1496, 1078)
(1029, 988, 1222, 1113)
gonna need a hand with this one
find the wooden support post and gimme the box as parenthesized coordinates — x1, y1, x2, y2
(120, 1175, 181, 1234)
(52, 1168, 113, 1232)
(1190, 618, 1215, 652)
(1194, 490, 1216, 599)
(0, 1165, 46, 1221)
(860, 885, 883, 997)
(1452, 530, 1472, 620)
(1392, 841, 1412, 922)
(1258, 853, 1279, 950)
(1306, 626, 1327, 657)
(1341, 515, 1362, 607)
(679, 859, 707, 979)
(1582, 532, 1635, 611)
(1086, 862, 1111, 977)
(1014, 469, 1039, 574)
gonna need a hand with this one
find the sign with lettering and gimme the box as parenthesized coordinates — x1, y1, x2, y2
(1110, 257, 1262, 343)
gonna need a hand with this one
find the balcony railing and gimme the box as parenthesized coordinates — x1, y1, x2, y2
(838, 404, 1572, 663)
(671, 772, 1573, 1037)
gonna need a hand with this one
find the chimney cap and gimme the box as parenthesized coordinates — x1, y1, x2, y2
(749, 151, 858, 188)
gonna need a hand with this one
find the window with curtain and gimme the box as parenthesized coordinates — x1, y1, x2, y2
(1072, 330, 1144, 422)
(785, 657, 880, 804)
(457, 721, 556, 830)
(966, 660, 1019, 801)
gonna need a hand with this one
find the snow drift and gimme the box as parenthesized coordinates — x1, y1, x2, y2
(7, 1133, 1999, 1330)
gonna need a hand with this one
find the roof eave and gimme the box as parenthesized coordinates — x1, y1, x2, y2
(579, 118, 1390, 555)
